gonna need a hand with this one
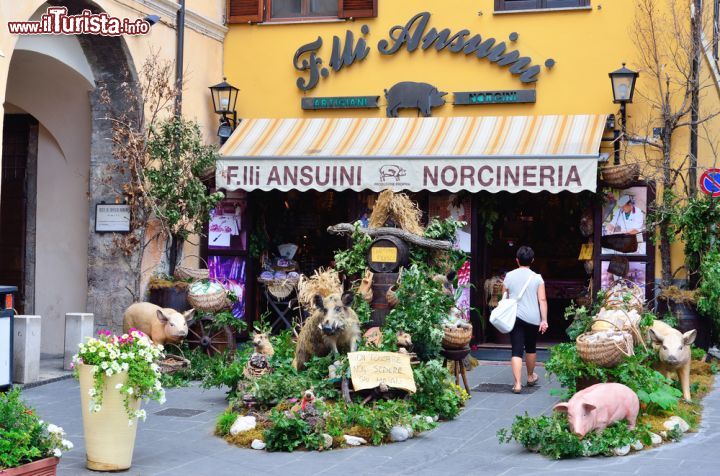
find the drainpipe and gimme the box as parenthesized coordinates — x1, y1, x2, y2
(170, 0, 185, 275)
(689, 0, 702, 197)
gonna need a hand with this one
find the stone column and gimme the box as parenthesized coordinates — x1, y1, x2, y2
(64, 313, 94, 370)
(13, 315, 41, 384)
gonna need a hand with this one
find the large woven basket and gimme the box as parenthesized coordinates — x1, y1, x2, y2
(576, 331, 634, 368)
(601, 163, 640, 188)
(442, 325, 473, 349)
(188, 282, 228, 313)
(174, 266, 209, 281)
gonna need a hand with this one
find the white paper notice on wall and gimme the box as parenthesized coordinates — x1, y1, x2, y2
(95, 204, 130, 232)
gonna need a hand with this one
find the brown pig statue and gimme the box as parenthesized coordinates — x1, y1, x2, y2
(553, 383, 639, 438)
(648, 319, 696, 401)
(122, 302, 195, 346)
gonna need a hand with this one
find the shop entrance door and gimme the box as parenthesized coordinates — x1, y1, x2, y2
(479, 191, 593, 345)
(0, 115, 37, 315)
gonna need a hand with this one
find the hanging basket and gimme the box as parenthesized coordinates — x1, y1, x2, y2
(442, 325, 473, 349)
(601, 163, 640, 188)
(576, 330, 634, 368)
(187, 280, 228, 313)
(174, 254, 210, 281)
(386, 286, 399, 308)
(174, 266, 209, 281)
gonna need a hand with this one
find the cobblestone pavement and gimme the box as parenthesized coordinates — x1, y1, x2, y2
(20, 363, 720, 476)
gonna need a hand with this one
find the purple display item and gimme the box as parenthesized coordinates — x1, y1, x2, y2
(208, 255, 247, 319)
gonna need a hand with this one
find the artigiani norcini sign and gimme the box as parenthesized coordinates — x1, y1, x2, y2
(216, 157, 597, 194)
(347, 351, 416, 393)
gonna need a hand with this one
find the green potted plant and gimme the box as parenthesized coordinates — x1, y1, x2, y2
(0, 389, 73, 475)
(72, 329, 165, 471)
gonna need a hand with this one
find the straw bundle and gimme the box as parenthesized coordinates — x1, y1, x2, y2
(298, 268, 343, 309)
(368, 190, 424, 235)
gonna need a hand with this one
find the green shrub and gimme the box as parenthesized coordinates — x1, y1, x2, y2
(385, 265, 454, 360)
(545, 343, 682, 413)
(0, 389, 73, 469)
(409, 360, 466, 420)
(498, 412, 652, 459)
(263, 410, 314, 452)
(215, 410, 238, 437)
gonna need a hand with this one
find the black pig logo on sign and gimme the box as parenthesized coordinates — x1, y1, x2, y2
(385, 81, 447, 118)
(379, 165, 407, 182)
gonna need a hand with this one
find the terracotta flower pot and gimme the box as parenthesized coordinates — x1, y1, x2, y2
(0, 457, 59, 476)
(78, 365, 140, 471)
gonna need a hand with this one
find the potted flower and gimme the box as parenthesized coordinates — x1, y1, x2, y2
(72, 329, 165, 471)
(0, 389, 73, 475)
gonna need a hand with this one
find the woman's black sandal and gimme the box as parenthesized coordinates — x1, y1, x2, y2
(527, 374, 539, 387)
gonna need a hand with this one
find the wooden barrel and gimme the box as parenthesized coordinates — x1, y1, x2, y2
(370, 272, 399, 327)
(148, 287, 192, 312)
(367, 236, 409, 273)
(672, 301, 710, 351)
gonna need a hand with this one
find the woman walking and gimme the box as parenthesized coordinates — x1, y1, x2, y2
(502, 246, 548, 393)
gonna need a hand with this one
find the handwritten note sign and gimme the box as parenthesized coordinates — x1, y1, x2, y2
(348, 351, 416, 394)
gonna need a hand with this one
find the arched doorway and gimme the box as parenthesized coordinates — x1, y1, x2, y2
(1, 0, 139, 357)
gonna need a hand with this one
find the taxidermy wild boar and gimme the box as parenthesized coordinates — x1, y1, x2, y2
(292, 292, 361, 371)
(122, 302, 194, 346)
(553, 383, 639, 438)
(648, 319, 696, 401)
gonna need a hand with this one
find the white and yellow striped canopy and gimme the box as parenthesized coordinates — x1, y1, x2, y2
(219, 114, 606, 159)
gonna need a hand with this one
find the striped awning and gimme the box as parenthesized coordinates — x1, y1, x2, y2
(217, 114, 607, 194)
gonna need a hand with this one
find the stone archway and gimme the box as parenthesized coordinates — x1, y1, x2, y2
(16, 0, 140, 335)
(46, 0, 141, 332)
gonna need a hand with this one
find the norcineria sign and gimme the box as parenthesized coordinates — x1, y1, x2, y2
(215, 158, 597, 194)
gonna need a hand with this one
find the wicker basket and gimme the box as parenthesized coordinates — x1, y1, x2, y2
(576, 331, 634, 367)
(603, 281, 644, 314)
(601, 163, 640, 188)
(188, 282, 228, 313)
(157, 354, 191, 375)
(267, 281, 295, 300)
(442, 325, 473, 349)
(174, 266, 209, 281)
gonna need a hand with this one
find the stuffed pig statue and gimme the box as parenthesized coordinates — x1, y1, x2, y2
(648, 320, 696, 401)
(553, 383, 639, 438)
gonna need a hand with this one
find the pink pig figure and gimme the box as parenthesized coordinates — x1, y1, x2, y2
(553, 383, 640, 438)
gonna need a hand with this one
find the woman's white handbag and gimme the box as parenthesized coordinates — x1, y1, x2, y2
(489, 275, 535, 334)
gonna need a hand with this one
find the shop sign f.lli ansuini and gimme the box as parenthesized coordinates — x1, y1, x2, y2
(293, 11, 545, 92)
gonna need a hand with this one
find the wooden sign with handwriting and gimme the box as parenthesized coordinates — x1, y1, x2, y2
(348, 351, 416, 393)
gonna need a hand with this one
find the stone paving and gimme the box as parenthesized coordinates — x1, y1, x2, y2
(20, 363, 720, 476)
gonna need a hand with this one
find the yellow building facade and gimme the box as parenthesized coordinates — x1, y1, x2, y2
(216, 0, 720, 342)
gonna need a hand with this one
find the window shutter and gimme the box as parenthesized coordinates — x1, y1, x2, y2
(227, 0, 263, 24)
(495, 0, 542, 11)
(339, 0, 378, 19)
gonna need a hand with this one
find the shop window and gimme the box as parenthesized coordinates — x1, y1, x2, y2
(494, 0, 590, 12)
(226, 0, 378, 24)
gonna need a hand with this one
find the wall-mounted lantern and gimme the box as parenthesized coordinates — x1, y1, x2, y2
(608, 64, 639, 164)
(209, 78, 239, 144)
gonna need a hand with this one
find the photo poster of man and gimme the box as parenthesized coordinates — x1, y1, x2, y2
(429, 194, 472, 320)
(601, 186, 647, 255)
(209, 193, 248, 251)
(600, 261, 647, 290)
